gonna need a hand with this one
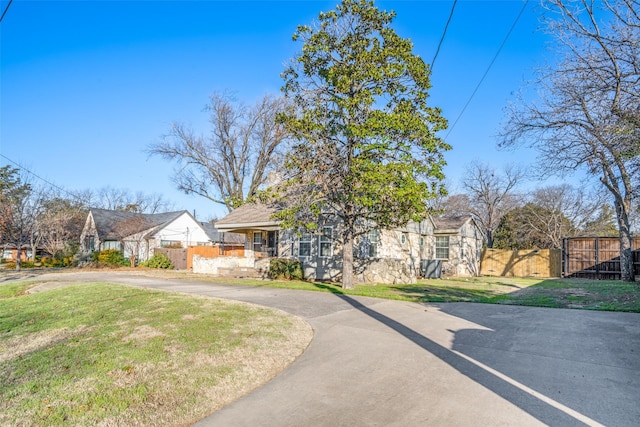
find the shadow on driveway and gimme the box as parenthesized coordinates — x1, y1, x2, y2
(317, 283, 637, 426)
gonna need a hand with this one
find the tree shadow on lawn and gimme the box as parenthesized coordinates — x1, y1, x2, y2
(388, 284, 507, 304)
(309, 283, 608, 426)
(386, 279, 640, 312)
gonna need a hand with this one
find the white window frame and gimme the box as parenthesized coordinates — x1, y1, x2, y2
(319, 227, 333, 258)
(368, 229, 379, 258)
(435, 236, 450, 260)
(298, 233, 312, 258)
(253, 232, 263, 254)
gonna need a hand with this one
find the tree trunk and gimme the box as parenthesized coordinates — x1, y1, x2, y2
(342, 230, 355, 290)
(614, 198, 635, 282)
(15, 243, 21, 271)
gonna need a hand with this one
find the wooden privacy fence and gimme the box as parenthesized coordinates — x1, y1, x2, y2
(562, 237, 640, 280)
(155, 245, 245, 270)
(480, 248, 562, 278)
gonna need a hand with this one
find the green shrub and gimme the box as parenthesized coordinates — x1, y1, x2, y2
(269, 258, 303, 280)
(4, 260, 35, 269)
(143, 253, 174, 269)
(97, 249, 128, 266)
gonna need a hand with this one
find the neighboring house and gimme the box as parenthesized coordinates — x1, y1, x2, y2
(1, 245, 34, 262)
(212, 203, 483, 284)
(80, 208, 243, 264)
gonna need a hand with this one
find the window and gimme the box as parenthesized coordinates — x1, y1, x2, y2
(2, 249, 12, 259)
(319, 227, 333, 257)
(420, 236, 425, 247)
(102, 241, 121, 251)
(85, 235, 95, 252)
(368, 230, 379, 257)
(161, 240, 182, 248)
(253, 232, 263, 254)
(299, 233, 312, 257)
(435, 236, 450, 259)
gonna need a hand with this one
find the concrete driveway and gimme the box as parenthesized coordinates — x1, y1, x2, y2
(12, 271, 640, 426)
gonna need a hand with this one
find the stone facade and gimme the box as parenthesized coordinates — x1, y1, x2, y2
(214, 203, 483, 284)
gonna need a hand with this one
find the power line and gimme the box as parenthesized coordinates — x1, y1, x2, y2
(0, 0, 13, 24)
(0, 153, 82, 200)
(431, 0, 458, 71)
(443, 0, 530, 141)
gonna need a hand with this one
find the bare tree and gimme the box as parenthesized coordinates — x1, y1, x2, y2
(0, 166, 34, 270)
(80, 187, 174, 214)
(433, 193, 472, 217)
(462, 162, 525, 247)
(501, 0, 640, 281)
(35, 194, 86, 259)
(148, 93, 289, 212)
(532, 184, 609, 237)
(517, 184, 607, 249)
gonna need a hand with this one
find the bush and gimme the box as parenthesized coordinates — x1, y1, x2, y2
(269, 258, 303, 280)
(143, 253, 174, 269)
(4, 260, 35, 269)
(97, 249, 128, 266)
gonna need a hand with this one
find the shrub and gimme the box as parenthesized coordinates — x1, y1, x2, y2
(97, 249, 128, 266)
(4, 261, 35, 269)
(269, 258, 303, 280)
(143, 253, 174, 269)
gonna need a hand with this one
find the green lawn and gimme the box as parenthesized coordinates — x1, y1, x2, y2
(161, 271, 640, 312)
(0, 282, 310, 426)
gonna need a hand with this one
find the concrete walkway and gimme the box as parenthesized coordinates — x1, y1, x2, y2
(12, 271, 640, 426)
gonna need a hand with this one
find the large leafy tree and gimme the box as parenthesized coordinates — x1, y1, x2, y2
(501, 0, 640, 281)
(276, 0, 449, 289)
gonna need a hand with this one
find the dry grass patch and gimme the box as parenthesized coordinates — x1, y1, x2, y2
(0, 282, 312, 426)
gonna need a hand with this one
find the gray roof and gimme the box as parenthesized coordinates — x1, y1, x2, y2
(201, 222, 246, 244)
(215, 203, 280, 231)
(432, 215, 473, 233)
(90, 208, 186, 240)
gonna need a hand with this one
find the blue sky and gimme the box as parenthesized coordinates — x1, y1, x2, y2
(1, 0, 555, 220)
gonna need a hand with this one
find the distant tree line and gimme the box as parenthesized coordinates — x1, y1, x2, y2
(0, 165, 175, 270)
(436, 162, 625, 251)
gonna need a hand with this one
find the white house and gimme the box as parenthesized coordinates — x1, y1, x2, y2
(80, 208, 241, 263)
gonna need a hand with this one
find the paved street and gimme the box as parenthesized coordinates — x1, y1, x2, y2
(11, 271, 640, 426)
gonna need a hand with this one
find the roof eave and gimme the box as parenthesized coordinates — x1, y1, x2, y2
(215, 221, 281, 232)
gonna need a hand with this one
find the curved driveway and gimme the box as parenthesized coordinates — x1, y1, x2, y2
(17, 271, 640, 426)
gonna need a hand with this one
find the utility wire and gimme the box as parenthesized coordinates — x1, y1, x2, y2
(431, 0, 458, 71)
(0, 153, 82, 201)
(0, 0, 13, 24)
(443, 0, 530, 141)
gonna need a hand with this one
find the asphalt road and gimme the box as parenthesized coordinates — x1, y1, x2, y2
(9, 271, 640, 426)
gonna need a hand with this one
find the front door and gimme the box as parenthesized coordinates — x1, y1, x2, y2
(267, 231, 278, 257)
